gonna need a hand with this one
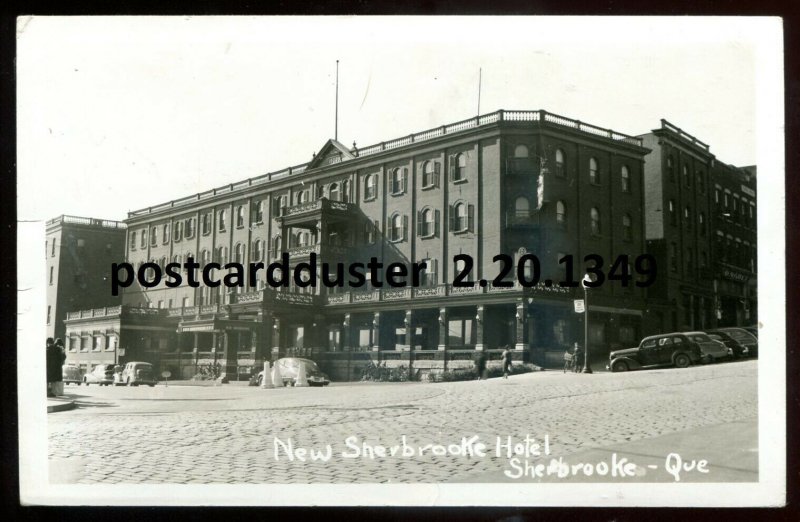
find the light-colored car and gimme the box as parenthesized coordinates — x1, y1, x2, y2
(62, 364, 84, 385)
(684, 332, 730, 362)
(257, 357, 330, 387)
(115, 361, 157, 387)
(84, 363, 115, 386)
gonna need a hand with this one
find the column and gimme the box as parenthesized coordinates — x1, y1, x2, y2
(272, 318, 281, 360)
(514, 299, 526, 351)
(342, 314, 351, 351)
(405, 310, 414, 373)
(313, 314, 326, 356)
(371, 312, 381, 351)
(262, 311, 273, 362)
(475, 305, 485, 351)
(224, 330, 237, 380)
(437, 307, 448, 351)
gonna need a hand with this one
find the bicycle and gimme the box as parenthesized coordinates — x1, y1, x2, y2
(563, 351, 575, 373)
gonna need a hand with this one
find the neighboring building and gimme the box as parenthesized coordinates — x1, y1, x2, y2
(68, 109, 649, 380)
(639, 120, 757, 333)
(46, 215, 127, 342)
(710, 163, 757, 326)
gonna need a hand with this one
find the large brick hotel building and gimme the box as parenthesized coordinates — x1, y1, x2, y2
(59, 109, 754, 380)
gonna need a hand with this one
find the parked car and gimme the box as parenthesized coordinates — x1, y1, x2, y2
(741, 326, 759, 339)
(84, 364, 116, 385)
(683, 331, 731, 362)
(714, 327, 758, 357)
(608, 333, 703, 372)
(705, 331, 747, 358)
(257, 358, 330, 387)
(115, 361, 157, 386)
(62, 364, 84, 385)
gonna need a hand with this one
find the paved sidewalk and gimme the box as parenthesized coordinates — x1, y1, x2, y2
(452, 419, 757, 483)
(47, 397, 75, 413)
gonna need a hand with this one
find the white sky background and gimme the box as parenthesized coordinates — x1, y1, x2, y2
(18, 16, 759, 222)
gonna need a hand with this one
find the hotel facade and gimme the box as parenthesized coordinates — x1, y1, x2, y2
(62, 110, 654, 380)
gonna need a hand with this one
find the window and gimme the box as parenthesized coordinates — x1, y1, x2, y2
(365, 221, 378, 244)
(140, 229, 147, 248)
(149, 227, 157, 246)
(422, 161, 440, 188)
(670, 242, 678, 272)
(620, 165, 630, 193)
(236, 206, 245, 228)
(589, 157, 599, 184)
(668, 200, 676, 225)
(515, 196, 530, 218)
(47, 305, 51, 324)
(418, 208, 438, 238)
(622, 214, 632, 241)
(455, 203, 468, 232)
(556, 200, 566, 226)
(253, 240, 263, 262)
(590, 208, 601, 236)
(699, 212, 706, 235)
(234, 243, 244, 264)
(364, 174, 377, 200)
(50, 239, 56, 256)
(553, 149, 566, 178)
(686, 248, 694, 275)
(451, 153, 467, 182)
(419, 258, 437, 286)
(684, 206, 692, 229)
(200, 249, 211, 268)
(93, 335, 104, 352)
(342, 180, 350, 202)
(388, 214, 406, 242)
(667, 156, 675, 182)
(218, 210, 227, 232)
(297, 190, 310, 204)
(296, 231, 310, 248)
(715, 188, 720, 206)
(696, 171, 705, 193)
(215, 246, 228, 264)
(202, 213, 212, 235)
(80, 336, 89, 352)
(130, 231, 137, 249)
(272, 236, 281, 258)
(174, 221, 183, 241)
(253, 201, 264, 223)
(514, 144, 529, 158)
(185, 218, 195, 238)
(273, 196, 286, 217)
(49, 266, 54, 285)
(162, 224, 170, 244)
(329, 183, 339, 201)
(683, 165, 691, 187)
(724, 192, 730, 209)
(390, 168, 407, 195)
(454, 258, 473, 283)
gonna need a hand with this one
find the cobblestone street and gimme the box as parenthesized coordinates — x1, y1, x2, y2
(48, 360, 757, 484)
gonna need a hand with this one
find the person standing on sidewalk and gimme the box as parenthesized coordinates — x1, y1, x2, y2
(46, 337, 56, 397)
(573, 342, 583, 373)
(50, 338, 67, 396)
(473, 350, 487, 380)
(501, 345, 512, 379)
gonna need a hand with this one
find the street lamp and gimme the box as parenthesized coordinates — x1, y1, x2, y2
(582, 273, 593, 374)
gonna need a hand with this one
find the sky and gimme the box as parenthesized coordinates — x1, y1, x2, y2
(17, 16, 774, 222)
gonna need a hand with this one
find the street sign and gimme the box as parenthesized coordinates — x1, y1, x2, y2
(118, 348, 125, 356)
(574, 299, 585, 313)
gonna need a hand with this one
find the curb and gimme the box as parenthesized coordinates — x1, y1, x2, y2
(47, 399, 76, 413)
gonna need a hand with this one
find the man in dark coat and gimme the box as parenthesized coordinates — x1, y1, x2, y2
(47, 338, 67, 397)
(46, 337, 57, 397)
(473, 350, 488, 380)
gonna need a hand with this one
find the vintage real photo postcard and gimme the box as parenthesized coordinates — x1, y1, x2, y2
(16, 16, 785, 506)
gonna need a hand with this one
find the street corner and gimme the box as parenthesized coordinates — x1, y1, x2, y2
(47, 397, 76, 413)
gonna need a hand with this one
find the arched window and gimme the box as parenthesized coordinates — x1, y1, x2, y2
(452, 153, 466, 182)
(236, 206, 245, 228)
(590, 208, 601, 235)
(341, 180, 349, 202)
(455, 203, 468, 231)
(296, 231, 310, 247)
(391, 214, 403, 241)
(391, 168, 405, 194)
(621, 165, 630, 193)
(234, 243, 244, 264)
(253, 240, 263, 261)
(699, 212, 706, 235)
(272, 236, 281, 258)
(556, 200, 566, 225)
(622, 214, 632, 241)
(515, 196, 530, 217)
(555, 149, 565, 177)
(365, 174, 377, 200)
(514, 144, 529, 158)
(173, 254, 182, 266)
(589, 157, 599, 184)
(160, 256, 167, 271)
(329, 183, 339, 201)
(421, 208, 434, 237)
(150, 226, 158, 246)
(684, 206, 692, 228)
(218, 210, 227, 232)
(162, 224, 170, 244)
(422, 161, 436, 188)
(200, 249, 210, 267)
(668, 200, 676, 225)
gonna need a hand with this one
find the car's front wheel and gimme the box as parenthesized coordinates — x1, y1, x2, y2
(674, 353, 691, 368)
(612, 360, 629, 372)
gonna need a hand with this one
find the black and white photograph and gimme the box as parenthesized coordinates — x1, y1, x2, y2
(16, 16, 785, 506)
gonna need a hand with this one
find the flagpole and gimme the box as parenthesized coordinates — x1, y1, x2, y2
(335, 60, 339, 141)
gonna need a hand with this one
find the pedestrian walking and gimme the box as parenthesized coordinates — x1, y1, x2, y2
(501, 345, 512, 378)
(50, 338, 67, 396)
(473, 350, 487, 380)
(46, 337, 56, 397)
(572, 342, 583, 373)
